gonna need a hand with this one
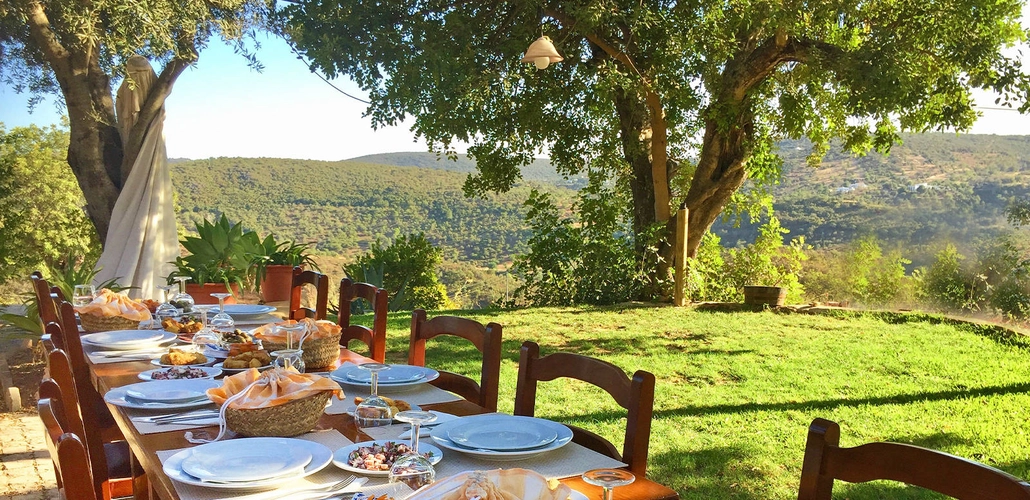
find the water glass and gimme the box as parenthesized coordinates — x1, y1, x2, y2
(209, 293, 235, 331)
(581, 469, 635, 500)
(271, 349, 305, 373)
(72, 284, 96, 307)
(389, 410, 437, 490)
(354, 363, 393, 427)
(169, 277, 194, 313)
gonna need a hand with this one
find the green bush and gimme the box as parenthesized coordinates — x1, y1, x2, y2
(345, 234, 449, 311)
(725, 214, 808, 303)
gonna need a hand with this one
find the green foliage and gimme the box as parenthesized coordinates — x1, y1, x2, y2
(686, 232, 737, 303)
(249, 233, 319, 291)
(726, 215, 809, 303)
(920, 244, 978, 311)
(511, 179, 652, 306)
(345, 234, 448, 311)
(0, 124, 98, 285)
(169, 215, 259, 289)
(803, 236, 913, 307)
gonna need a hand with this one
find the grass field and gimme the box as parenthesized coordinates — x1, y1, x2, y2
(350, 305, 1030, 499)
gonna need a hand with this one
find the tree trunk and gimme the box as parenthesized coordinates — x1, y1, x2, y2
(64, 81, 123, 243)
(681, 113, 753, 258)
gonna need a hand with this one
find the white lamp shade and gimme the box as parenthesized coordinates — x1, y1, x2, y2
(521, 36, 563, 67)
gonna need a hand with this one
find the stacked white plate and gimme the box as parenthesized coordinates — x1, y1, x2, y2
(430, 414, 573, 461)
(221, 304, 277, 320)
(81, 330, 177, 350)
(104, 379, 219, 410)
(164, 437, 333, 490)
(329, 364, 439, 392)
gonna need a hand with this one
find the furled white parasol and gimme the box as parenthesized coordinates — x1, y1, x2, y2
(94, 55, 178, 299)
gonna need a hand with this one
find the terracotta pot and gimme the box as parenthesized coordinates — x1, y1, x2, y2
(260, 265, 296, 303)
(186, 282, 240, 304)
(743, 285, 787, 307)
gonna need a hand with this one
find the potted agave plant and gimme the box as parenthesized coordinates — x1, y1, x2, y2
(168, 215, 260, 304)
(250, 234, 320, 302)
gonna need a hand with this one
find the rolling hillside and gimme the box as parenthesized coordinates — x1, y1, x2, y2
(348, 152, 588, 190)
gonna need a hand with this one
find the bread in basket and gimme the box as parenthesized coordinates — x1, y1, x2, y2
(77, 289, 152, 332)
(207, 367, 344, 437)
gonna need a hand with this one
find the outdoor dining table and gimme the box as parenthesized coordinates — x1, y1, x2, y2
(87, 349, 680, 500)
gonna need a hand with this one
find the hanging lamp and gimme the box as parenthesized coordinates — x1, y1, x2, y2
(521, 36, 563, 69)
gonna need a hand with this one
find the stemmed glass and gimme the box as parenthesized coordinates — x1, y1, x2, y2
(154, 284, 178, 317)
(354, 363, 393, 427)
(209, 293, 235, 331)
(272, 349, 305, 373)
(388, 410, 437, 490)
(275, 322, 307, 350)
(581, 469, 635, 500)
(170, 277, 194, 313)
(190, 305, 219, 350)
(72, 284, 96, 307)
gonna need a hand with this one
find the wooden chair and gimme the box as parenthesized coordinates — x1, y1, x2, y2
(289, 266, 329, 321)
(39, 398, 99, 500)
(30, 271, 60, 330)
(514, 341, 656, 475)
(51, 301, 136, 500)
(797, 418, 1030, 500)
(408, 310, 502, 412)
(337, 278, 388, 362)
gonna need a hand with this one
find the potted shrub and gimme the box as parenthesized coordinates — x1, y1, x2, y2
(168, 215, 259, 304)
(250, 235, 320, 302)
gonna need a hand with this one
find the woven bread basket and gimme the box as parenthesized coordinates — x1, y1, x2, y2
(225, 391, 331, 437)
(260, 335, 339, 371)
(80, 313, 141, 333)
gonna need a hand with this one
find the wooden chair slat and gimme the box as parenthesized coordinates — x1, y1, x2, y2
(289, 267, 329, 321)
(337, 279, 388, 362)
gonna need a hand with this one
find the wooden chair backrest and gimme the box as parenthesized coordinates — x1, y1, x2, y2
(54, 299, 112, 499)
(45, 349, 87, 442)
(289, 267, 328, 321)
(337, 279, 388, 362)
(39, 398, 99, 500)
(31, 272, 59, 329)
(798, 418, 1030, 500)
(408, 310, 502, 412)
(513, 341, 655, 475)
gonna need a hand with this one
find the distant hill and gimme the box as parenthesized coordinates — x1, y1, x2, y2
(348, 152, 588, 190)
(170, 157, 575, 265)
(714, 133, 1030, 266)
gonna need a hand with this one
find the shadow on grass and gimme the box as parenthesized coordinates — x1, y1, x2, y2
(559, 381, 1030, 422)
(648, 446, 766, 500)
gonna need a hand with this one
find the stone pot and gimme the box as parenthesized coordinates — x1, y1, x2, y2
(743, 285, 786, 307)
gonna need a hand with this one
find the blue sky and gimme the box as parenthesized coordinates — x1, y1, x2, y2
(1, 33, 1029, 161)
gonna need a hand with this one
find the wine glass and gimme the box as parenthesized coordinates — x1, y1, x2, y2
(354, 363, 393, 427)
(154, 284, 178, 317)
(275, 322, 307, 350)
(271, 349, 305, 373)
(190, 305, 219, 350)
(209, 293, 235, 331)
(169, 277, 194, 313)
(581, 469, 635, 500)
(72, 284, 96, 307)
(389, 410, 437, 490)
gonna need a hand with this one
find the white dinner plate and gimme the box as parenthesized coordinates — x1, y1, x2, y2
(344, 364, 427, 384)
(430, 414, 573, 461)
(331, 440, 443, 477)
(330, 364, 439, 391)
(180, 438, 314, 482)
(104, 379, 219, 410)
(446, 416, 558, 451)
(213, 361, 273, 374)
(164, 438, 332, 490)
(81, 330, 176, 350)
(125, 386, 209, 403)
(138, 366, 223, 381)
(221, 304, 277, 317)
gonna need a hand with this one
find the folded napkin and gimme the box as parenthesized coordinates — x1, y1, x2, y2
(252, 318, 341, 343)
(77, 288, 152, 321)
(207, 367, 344, 409)
(408, 469, 571, 500)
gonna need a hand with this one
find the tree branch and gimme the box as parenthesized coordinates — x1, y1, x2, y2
(19, 0, 72, 79)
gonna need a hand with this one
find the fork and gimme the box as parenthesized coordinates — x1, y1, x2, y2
(272, 476, 362, 500)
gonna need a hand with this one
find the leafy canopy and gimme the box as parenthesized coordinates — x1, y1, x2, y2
(280, 0, 1029, 198)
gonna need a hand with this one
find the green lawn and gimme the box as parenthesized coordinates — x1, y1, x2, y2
(350, 305, 1030, 499)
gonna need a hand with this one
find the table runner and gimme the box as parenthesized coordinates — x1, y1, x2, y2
(156, 429, 414, 500)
